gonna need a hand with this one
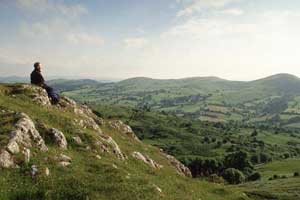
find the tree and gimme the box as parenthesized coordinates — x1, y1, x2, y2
(251, 129, 258, 137)
(222, 168, 245, 184)
(224, 151, 253, 171)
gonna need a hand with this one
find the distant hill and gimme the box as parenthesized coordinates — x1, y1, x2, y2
(58, 73, 300, 128)
(0, 76, 29, 83)
(48, 79, 100, 92)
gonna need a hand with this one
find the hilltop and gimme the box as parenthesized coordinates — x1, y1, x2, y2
(0, 83, 249, 200)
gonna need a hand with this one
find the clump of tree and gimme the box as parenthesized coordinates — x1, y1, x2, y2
(222, 168, 245, 184)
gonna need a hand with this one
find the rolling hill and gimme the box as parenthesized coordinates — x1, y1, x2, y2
(53, 73, 300, 128)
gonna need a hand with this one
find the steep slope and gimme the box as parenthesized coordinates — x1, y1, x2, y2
(0, 84, 249, 200)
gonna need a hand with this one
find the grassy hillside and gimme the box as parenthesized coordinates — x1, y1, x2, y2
(0, 84, 249, 200)
(238, 159, 300, 200)
(54, 74, 300, 128)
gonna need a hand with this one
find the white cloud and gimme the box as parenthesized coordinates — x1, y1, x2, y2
(124, 37, 148, 49)
(177, 0, 240, 17)
(67, 33, 104, 46)
(20, 19, 104, 46)
(219, 8, 244, 15)
(16, 0, 87, 17)
(0, 47, 32, 65)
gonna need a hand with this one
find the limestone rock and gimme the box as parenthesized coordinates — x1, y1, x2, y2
(61, 97, 102, 132)
(45, 167, 50, 176)
(0, 150, 14, 168)
(99, 135, 126, 160)
(48, 128, 68, 150)
(13, 85, 51, 106)
(109, 120, 139, 141)
(10, 113, 48, 152)
(153, 184, 162, 193)
(57, 154, 72, 162)
(132, 151, 162, 169)
(55, 154, 72, 167)
(163, 153, 192, 177)
(22, 148, 31, 163)
(30, 165, 38, 177)
(6, 140, 19, 154)
(59, 161, 71, 167)
(72, 136, 83, 145)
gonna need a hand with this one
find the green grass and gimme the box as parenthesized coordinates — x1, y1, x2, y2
(237, 159, 300, 200)
(0, 84, 250, 200)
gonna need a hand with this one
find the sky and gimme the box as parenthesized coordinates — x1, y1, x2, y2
(1, 0, 300, 81)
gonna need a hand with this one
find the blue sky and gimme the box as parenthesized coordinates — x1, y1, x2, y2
(1, 0, 300, 80)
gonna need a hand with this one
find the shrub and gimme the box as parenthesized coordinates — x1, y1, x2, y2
(273, 174, 279, 179)
(222, 168, 245, 184)
(294, 172, 299, 177)
(281, 175, 287, 179)
(247, 172, 261, 181)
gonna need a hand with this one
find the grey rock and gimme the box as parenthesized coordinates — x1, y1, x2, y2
(22, 148, 30, 163)
(163, 153, 192, 177)
(109, 120, 140, 141)
(10, 113, 48, 152)
(132, 151, 162, 169)
(72, 136, 83, 145)
(0, 150, 14, 168)
(99, 135, 126, 160)
(30, 165, 38, 177)
(57, 154, 72, 162)
(59, 161, 71, 167)
(6, 140, 19, 154)
(48, 128, 68, 150)
(45, 167, 50, 176)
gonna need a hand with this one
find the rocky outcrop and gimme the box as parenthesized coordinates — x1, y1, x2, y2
(61, 97, 103, 132)
(162, 153, 192, 177)
(132, 152, 162, 169)
(99, 135, 126, 160)
(9, 113, 48, 152)
(109, 120, 139, 141)
(12, 84, 51, 106)
(47, 128, 68, 150)
(0, 150, 14, 168)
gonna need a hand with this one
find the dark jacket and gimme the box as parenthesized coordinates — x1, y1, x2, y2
(31, 70, 45, 87)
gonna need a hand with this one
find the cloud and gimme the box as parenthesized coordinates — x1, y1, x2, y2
(219, 8, 244, 15)
(20, 19, 105, 46)
(16, 0, 87, 17)
(67, 33, 104, 46)
(0, 47, 32, 65)
(176, 0, 240, 17)
(124, 37, 148, 49)
(161, 17, 257, 40)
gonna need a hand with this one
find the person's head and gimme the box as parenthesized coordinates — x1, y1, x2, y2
(34, 62, 41, 72)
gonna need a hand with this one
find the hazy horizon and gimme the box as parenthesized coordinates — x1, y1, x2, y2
(1, 0, 300, 81)
(1, 72, 299, 83)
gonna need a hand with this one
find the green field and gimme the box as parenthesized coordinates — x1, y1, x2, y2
(49, 74, 300, 129)
(238, 159, 300, 200)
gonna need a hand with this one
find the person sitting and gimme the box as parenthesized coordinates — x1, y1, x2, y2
(31, 62, 60, 104)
